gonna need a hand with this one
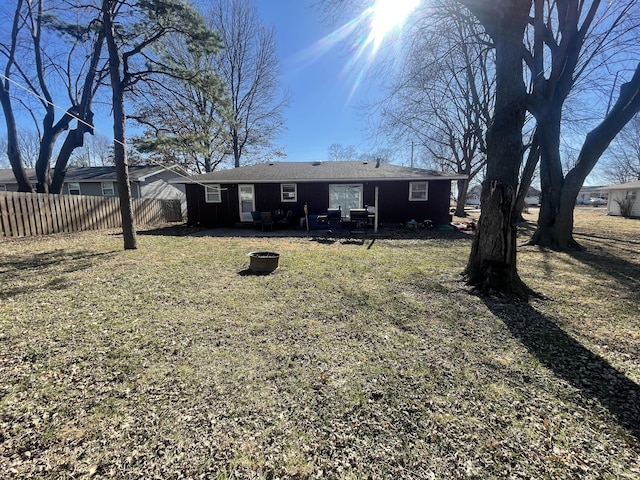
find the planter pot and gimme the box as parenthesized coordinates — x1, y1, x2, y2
(248, 251, 280, 273)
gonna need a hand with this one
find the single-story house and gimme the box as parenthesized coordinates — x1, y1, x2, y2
(576, 185, 608, 205)
(180, 160, 467, 227)
(0, 165, 187, 216)
(600, 181, 639, 217)
(466, 184, 540, 206)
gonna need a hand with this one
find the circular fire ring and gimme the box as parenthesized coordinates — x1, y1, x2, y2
(248, 251, 280, 273)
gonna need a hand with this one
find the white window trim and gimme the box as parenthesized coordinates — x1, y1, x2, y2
(205, 185, 222, 203)
(409, 182, 428, 201)
(102, 181, 115, 196)
(281, 183, 297, 202)
(68, 182, 81, 195)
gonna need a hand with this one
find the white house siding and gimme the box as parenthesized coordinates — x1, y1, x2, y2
(139, 171, 187, 218)
(607, 189, 640, 217)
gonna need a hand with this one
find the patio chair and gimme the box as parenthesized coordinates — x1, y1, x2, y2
(251, 211, 262, 229)
(276, 210, 293, 227)
(260, 211, 274, 231)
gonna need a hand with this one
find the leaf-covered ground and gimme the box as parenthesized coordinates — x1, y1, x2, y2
(1, 208, 638, 479)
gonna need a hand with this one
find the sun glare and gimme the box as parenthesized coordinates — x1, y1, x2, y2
(290, 0, 421, 103)
(368, 0, 421, 53)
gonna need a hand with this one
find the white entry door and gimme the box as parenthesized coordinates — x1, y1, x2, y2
(238, 184, 255, 222)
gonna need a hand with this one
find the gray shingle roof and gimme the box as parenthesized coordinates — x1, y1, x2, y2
(0, 166, 171, 183)
(602, 180, 640, 191)
(183, 161, 467, 183)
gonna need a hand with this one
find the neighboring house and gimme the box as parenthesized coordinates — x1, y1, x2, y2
(465, 185, 482, 206)
(180, 160, 467, 227)
(466, 185, 540, 206)
(600, 181, 640, 217)
(576, 185, 608, 205)
(524, 186, 541, 206)
(0, 165, 187, 216)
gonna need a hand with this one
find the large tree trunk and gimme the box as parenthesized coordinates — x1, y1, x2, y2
(51, 29, 103, 194)
(50, 125, 88, 193)
(527, 108, 575, 248)
(103, 0, 137, 250)
(0, 0, 32, 192)
(454, 177, 469, 217)
(35, 108, 84, 193)
(515, 131, 539, 221)
(530, 63, 640, 250)
(463, 3, 531, 296)
(232, 129, 240, 168)
(0, 88, 32, 192)
(35, 122, 56, 193)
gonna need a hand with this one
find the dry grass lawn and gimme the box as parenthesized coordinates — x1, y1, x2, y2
(1, 208, 639, 479)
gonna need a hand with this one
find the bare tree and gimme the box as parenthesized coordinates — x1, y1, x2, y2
(328, 143, 359, 161)
(379, 2, 493, 217)
(208, 0, 288, 168)
(0, 0, 105, 193)
(525, 0, 640, 249)
(458, 0, 533, 296)
(69, 132, 113, 167)
(16, 129, 41, 169)
(602, 114, 640, 184)
(317, 0, 531, 294)
(327, 143, 391, 163)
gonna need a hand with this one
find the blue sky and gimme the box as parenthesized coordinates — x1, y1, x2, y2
(0, 0, 387, 165)
(0, 0, 413, 167)
(255, 0, 387, 161)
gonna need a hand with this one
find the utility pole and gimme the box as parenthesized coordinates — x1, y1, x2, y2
(410, 141, 414, 168)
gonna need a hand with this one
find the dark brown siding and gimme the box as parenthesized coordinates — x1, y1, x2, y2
(186, 179, 452, 227)
(374, 180, 452, 225)
(186, 183, 238, 226)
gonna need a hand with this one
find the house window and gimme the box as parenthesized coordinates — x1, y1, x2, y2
(409, 182, 428, 201)
(0, 184, 6, 191)
(205, 185, 222, 203)
(68, 182, 81, 195)
(102, 181, 115, 196)
(281, 183, 297, 202)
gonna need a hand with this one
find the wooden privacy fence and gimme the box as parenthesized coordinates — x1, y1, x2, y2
(0, 191, 183, 238)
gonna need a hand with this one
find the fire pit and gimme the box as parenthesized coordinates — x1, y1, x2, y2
(248, 251, 280, 273)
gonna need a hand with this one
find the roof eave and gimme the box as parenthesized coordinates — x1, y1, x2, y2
(177, 175, 469, 184)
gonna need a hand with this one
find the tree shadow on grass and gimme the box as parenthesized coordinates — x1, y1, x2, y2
(568, 236, 640, 308)
(574, 231, 640, 247)
(567, 238, 640, 298)
(137, 225, 210, 236)
(516, 219, 538, 238)
(0, 249, 117, 299)
(484, 298, 640, 440)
